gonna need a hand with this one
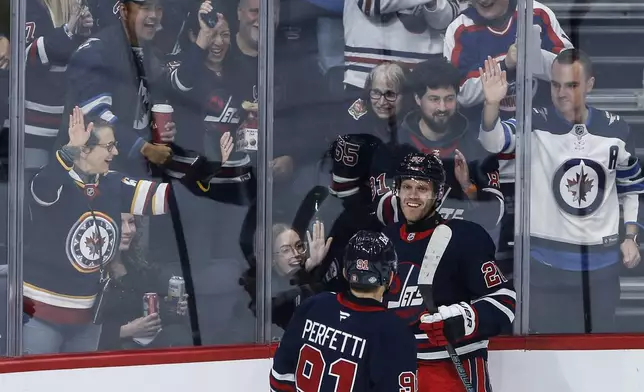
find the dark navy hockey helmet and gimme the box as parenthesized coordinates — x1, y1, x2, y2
(344, 230, 398, 289)
(394, 151, 446, 202)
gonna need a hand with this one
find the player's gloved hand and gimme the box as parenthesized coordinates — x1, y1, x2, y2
(419, 302, 476, 346)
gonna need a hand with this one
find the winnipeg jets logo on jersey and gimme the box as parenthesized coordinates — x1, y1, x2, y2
(553, 158, 605, 216)
(66, 212, 118, 273)
(385, 262, 424, 326)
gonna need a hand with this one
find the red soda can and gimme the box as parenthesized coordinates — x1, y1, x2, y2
(143, 293, 159, 316)
(151, 103, 173, 145)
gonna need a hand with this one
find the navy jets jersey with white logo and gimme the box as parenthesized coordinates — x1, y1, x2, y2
(382, 217, 515, 362)
(271, 292, 418, 392)
(24, 151, 171, 311)
(479, 106, 644, 271)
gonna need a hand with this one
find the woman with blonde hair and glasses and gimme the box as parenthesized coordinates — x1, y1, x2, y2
(240, 221, 333, 336)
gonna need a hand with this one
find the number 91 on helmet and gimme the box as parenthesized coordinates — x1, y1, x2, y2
(343, 230, 398, 292)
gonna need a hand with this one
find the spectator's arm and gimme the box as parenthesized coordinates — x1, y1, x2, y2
(422, 0, 461, 30)
(479, 103, 517, 155)
(119, 176, 170, 216)
(25, 12, 84, 68)
(66, 39, 145, 159)
(468, 156, 505, 229)
(168, 41, 209, 93)
(532, 5, 573, 80)
(444, 20, 489, 107)
(354, 0, 430, 16)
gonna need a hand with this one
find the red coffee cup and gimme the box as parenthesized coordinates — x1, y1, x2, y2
(151, 104, 173, 145)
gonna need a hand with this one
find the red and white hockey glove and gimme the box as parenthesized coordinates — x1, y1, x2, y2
(419, 302, 476, 347)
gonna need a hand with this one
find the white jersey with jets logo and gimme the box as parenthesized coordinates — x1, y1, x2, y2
(479, 106, 644, 252)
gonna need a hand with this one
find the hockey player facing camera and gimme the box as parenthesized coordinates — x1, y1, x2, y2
(271, 231, 418, 392)
(382, 151, 515, 391)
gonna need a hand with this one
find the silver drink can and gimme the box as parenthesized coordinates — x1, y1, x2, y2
(168, 276, 185, 299)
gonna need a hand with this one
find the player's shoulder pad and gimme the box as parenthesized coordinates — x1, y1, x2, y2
(382, 223, 402, 241)
(347, 98, 368, 120)
(445, 219, 495, 249)
(301, 291, 337, 309)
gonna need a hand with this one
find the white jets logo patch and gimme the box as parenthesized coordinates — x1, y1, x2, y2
(66, 212, 118, 273)
(384, 262, 424, 326)
(552, 158, 605, 216)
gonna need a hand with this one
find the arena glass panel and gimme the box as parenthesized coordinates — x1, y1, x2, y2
(2, 0, 17, 357)
(266, 0, 519, 355)
(511, 0, 644, 335)
(17, 0, 260, 355)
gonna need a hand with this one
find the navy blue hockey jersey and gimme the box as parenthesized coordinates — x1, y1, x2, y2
(271, 291, 418, 392)
(382, 217, 515, 362)
(24, 151, 170, 311)
(25, 0, 88, 159)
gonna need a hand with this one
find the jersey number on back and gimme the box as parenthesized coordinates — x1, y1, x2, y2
(334, 139, 360, 167)
(296, 344, 357, 392)
(370, 173, 390, 200)
(481, 261, 508, 289)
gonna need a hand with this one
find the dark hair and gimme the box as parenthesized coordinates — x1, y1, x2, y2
(83, 117, 113, 148)
(554, 48, 594, 79)
(407, 57, 461, 99)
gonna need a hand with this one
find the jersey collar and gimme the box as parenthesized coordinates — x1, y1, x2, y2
(400, 214, 445, 242)
(337, 292, 386, 312)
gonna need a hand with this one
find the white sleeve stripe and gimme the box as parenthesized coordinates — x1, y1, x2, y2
(475, 297, 515, 324)
(376, 191, 393, 226)
(484, 288, 517, 300)
(152, 183, 168, 215)
(271, 368, 295, 382)
(171, 69, 192, 92)
(392, 194, 399, 223)
(132, 180, 153, 215)
(332, 174, 360, 183)
(329, 187, 360, 198)
(222, 155, 251, 168)
(36, 37, 49, 65)
(481, 187, 504, 200)
(31, 179, 62, 207)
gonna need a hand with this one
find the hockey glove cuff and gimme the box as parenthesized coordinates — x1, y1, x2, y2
(420, 302, 476, 346)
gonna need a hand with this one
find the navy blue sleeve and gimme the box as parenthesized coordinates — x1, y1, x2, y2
(456, 221, 516, 339)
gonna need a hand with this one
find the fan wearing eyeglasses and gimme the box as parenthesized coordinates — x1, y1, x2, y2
(21, 107, 227, 354)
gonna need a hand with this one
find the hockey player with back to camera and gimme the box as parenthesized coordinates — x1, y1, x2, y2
(271, 230, 418, 392)
(381, 151, 515, 391)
